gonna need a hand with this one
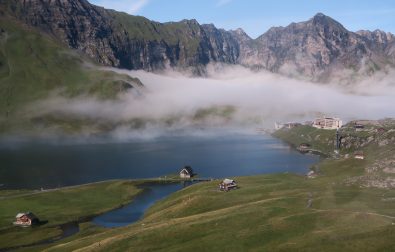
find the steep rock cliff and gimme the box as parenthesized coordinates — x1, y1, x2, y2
(1, 1, 394, 80)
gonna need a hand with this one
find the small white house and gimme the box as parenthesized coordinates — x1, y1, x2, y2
(179, 166, 194, 178)
(219, 179, 237, 191)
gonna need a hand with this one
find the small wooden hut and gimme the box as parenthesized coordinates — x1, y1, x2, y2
(13, 212, 39, 226)
(219, 179, 237, 191)
(179, 166, 194, 178)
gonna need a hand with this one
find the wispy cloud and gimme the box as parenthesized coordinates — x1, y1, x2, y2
(129, 0, 150, 14)
(216, 0, 232, 7)
(93, 0, 149, 14)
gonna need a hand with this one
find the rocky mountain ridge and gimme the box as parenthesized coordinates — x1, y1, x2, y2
(1, 0, 394, 80)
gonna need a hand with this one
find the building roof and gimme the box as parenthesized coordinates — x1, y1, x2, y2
(181, 166, 193, 175)
(223, 179, 235, 184)
(15, 212, 37, 219)
(15, 213, 25, 218)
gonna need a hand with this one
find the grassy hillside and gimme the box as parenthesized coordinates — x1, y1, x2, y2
(0, 122, 392, 251)
(41, 162, 395, 251)
(273, 125, 337, 155)
(0, 180, 142, 250)
(27, 121, 393, 251)
(0, 18, 142, 134)
(273, 120, 395, 157)
(109, 11, 201, 54)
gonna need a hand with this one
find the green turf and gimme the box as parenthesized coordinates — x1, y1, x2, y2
(108, 11, 201, 57)
(272, 125, 338, 155)
(0, 18, 142, 134)
(35, 123, 395, 251)
(0, 180, 142, 249)
(39, 159, 395, 251)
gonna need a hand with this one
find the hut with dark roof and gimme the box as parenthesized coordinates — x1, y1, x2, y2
(179, 166, 194, 178)
(13, 212, 39, 226)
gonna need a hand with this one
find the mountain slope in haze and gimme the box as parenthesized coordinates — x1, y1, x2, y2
(0, 17, 143, 134)
(1, 0, 394, 81)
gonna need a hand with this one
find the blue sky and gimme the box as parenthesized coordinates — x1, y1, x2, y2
(89, 0, 395, 38)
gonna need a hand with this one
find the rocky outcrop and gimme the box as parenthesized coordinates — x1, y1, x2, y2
(239, 13, 395, 79)
(1, 1, 394, 80)
(0, 0, 243, 72)
(200, 24, 241, 64)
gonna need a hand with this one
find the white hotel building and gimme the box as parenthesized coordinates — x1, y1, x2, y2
(312, 117, 342, 130)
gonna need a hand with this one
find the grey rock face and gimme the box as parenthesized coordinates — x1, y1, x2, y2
(4, 0, 120, 66)
(1, 2, 394, 80)
(0, 0, 244, 72)
(239, 13, 395, 79)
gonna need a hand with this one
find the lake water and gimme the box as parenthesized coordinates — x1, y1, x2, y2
(0, 133, 319, 189)
(92, 182, 191, 228)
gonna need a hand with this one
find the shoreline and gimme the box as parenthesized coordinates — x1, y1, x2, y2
(0, 178, 204, 251)
(0, 133, 325, 250)
(271, 134, 330, 159)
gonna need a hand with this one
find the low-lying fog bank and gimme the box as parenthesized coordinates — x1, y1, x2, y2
(16, 64, 395, 140)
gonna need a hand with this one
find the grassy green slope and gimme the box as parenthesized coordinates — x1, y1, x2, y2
(44, 165, 395, 252)
(40, 123, 395, 251)
(272, 125, 338, 155)
(0, 180, 141, 250)
(273, 121, 395, 157)
(0, 18, 142, 133)
(109, 11, 201, 55)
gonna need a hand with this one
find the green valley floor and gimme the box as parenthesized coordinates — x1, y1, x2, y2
(1, 121, 395, 251)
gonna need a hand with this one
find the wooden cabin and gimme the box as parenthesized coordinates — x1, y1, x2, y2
(219, 179, 237, 191)
(13, 212, 39, 226)
(179, 166, 194, 178)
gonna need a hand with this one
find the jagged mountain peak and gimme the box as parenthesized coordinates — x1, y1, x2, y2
(357, 29, 394, 43)
(313, 12, 326, 18)
(1, 1, 394, 81)
(246, 12, 392, 80)
(257, 13, 348, 41)
(234, 28, 245, 34)
(309, 12, 347, 30)
(232, 28, 250, 37)
(181, 19, 200, 25)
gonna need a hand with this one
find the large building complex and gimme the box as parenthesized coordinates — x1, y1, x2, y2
(312, 117, 342, 129)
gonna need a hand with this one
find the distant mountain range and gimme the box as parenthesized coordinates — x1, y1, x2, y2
(2, 0, 395, 81)
(1, 0, 395, 80)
